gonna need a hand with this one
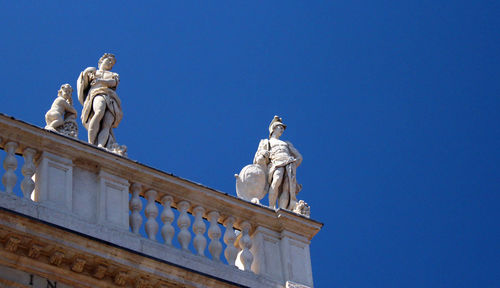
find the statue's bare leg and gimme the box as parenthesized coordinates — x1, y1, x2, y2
(279, 175, 289, 209)
(269, 167, 284, 209)
(49, 113, 64, 130)
(97, 111, 114, 148)
(287, 164, 297, 210)
(45, 112, 63, 131)
(88, 96, 106, 145)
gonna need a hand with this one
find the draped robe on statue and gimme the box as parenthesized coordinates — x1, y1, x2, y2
(77, 67, 123, 147)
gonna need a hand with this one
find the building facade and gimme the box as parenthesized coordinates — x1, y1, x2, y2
(0, 114, 322, 288)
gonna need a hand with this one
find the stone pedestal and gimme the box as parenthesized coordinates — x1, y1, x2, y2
(280, 231, 313, 287)
(251, 227, 314, 287)
(33, 152, 73, 210)
(96, 170, 130, 229)
(251, 226, 284, 282)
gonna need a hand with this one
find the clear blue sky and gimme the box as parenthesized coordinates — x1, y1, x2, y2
(1, 2, 499, 287)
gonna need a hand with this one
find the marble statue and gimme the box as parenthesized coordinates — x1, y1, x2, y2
(236, 116, 307, 215)
(44, 84, 78, 138)
(77, 53, 124, 153)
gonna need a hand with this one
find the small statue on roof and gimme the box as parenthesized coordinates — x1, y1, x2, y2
(45, 83, 78, 138)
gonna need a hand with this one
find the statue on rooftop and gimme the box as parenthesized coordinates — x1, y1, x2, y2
(77, 53, 124, 154)
(236, 116, 308, 215)
(44, 83, 78, 138)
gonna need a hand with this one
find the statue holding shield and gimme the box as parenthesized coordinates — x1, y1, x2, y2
(236, 116, 309, 216)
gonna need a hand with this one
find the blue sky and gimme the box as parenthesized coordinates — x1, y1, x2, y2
(1, 1, 499, 287)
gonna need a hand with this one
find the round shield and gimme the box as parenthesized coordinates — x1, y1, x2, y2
(235, 164, 268, 202)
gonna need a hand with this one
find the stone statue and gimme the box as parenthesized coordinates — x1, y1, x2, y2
(44, 84, 78, 138)
(77, 53, 123, 151)
(236, 116, 306, 214)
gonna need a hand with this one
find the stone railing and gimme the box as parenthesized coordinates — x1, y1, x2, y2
(0, 113, 322, 288)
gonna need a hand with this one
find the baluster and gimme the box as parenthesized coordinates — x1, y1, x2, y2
(223, 216, 238, 265)
(21, 148, 36, 199)
(160, 195, 175, 245)
(129, 183, 142, 234)
(236, 221, 253, 271)
(144, 189, 158, 240)
(207, 211, 222, 261)
(2, 141, 18, 194)
(177, 201, 191, 251)
(192, 206, 207, 256)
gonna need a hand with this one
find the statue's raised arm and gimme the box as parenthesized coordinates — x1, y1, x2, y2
(77, 53, 125, 155)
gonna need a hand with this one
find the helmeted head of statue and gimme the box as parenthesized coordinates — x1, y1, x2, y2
(268, 115, 287, 138)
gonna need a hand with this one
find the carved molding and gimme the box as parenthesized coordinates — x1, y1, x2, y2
(4, 236, 21, 252)
(71, 257, 86, 273)
(0, 211, 244, 288)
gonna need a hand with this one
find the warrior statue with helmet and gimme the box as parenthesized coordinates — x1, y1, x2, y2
(236, 116, 309, 216)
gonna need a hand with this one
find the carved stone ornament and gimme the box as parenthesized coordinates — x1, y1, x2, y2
(44, 83, 78, 138)
(5, 236, 21, 252)
(286, 280, 312, 288)
(114, 271, 128, 286)
(236, 116, 309, 215)
(77, 53, 127, 156)
(49, 251, 65, 266)
(28, 244, 42, 259)
(71, 258, 86, 273)
(93, 264, 107, 279)
(293, 200, 311, 218)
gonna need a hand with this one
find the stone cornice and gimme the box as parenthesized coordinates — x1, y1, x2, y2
(0, 207, 249, 288)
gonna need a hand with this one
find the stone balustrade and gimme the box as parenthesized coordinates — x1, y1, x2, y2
(0, 113, 322, 288)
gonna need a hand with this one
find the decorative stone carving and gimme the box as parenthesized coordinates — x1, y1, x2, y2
(160, 195, 175, 245)
(2, 141, 18, 194)
(177, 201, 191, 251)
(93, 264, 107, 279)
(77, 53, 125, 155)
(236, 116, 306, 211)
(236, 221, 253, 271)
(286, 280, 312, 288)
(293, 200, 310, 218)
(110, 143, 128, 157)
(207, 211, 222, 261)
(134, 277, 151, 288)
(71, 257, 86, 273)
(44, 84, 78, 138)
(129, 183, 143, 234)
(49, 251, 65, 266)
(223, 216, 238, 266)
(5, 236, 21, 252)
(114, 271, 128, 286)
(144, 190, 159, 240)
(28, 244, 42, 259)
(192, 206, 206, 256)
(21, 147, 36, 199)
